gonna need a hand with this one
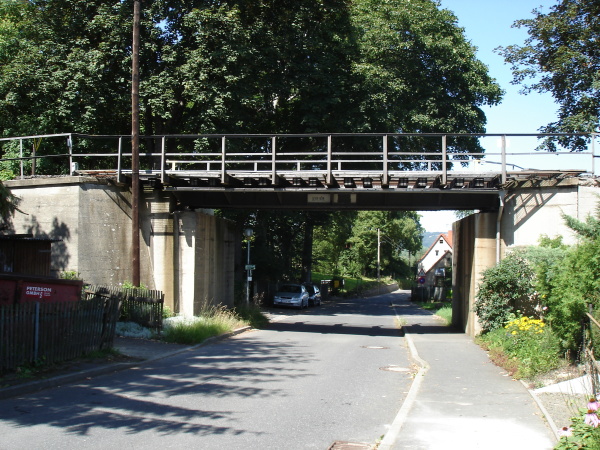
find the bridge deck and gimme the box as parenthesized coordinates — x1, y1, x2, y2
(0, 132, 594, 210)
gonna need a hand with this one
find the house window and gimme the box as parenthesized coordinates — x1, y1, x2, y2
(435, 250, 439, 256)
(439, 238, 444, 244)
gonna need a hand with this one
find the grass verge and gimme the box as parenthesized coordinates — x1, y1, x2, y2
(415, 301, 452, 326)
(162, 304, 269, 345)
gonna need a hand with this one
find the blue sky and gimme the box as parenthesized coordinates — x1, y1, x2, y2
(440, 0, 558, 133)
(420, 0, 561, 233)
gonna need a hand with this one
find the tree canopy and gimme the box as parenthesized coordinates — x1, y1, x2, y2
(0, 0, 500, 287)
(0, 0, 501, 141)
(497, 0, 600, 151)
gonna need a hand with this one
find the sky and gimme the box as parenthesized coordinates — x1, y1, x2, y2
(419, 0, 574, 233)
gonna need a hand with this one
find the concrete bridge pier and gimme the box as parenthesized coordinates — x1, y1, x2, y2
(452, 212, 498, 337)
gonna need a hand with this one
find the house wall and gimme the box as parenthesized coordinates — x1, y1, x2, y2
(419, 236, 452, 274)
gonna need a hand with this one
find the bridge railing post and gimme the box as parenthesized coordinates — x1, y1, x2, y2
(160, 136, 166, 183)
(501, 135, 507, 184)
(19, 139, 23, 179)
(441, 135, 447, 185)
(67, 134, 73, 175)
(327, 135, 332, 185)
(117, 136, 123, 183)
(592, 133, 596, 176)
(382, 135, 388, 186)
(221, 136, 228, 185)
(271, 136, 278, 185)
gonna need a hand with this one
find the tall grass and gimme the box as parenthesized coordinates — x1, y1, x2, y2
(162, 305, 246, 345)
(435, 305, 452, 326)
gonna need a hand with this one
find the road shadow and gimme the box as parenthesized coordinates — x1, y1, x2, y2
(267, 320, 401, 337)
(0, 337, 313, 438)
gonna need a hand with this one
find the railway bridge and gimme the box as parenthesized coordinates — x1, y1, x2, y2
(1, 132, 599, 335)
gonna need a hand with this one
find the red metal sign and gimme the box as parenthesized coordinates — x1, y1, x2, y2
(0, 275, 82, 304)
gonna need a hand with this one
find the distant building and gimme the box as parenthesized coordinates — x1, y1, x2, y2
(416, 231, 452, 300)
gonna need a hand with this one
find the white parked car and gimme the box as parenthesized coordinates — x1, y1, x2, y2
(273, 284, 309, 309)
(304, 284, 322, 306)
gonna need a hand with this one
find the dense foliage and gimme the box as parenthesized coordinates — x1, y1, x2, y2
(0, 0, 501, 138)
(476, 204, 600, 357)
(0, 1, 501, 287)
(498, 0, 600, 151)
(219, 209, 423, 285)
(313, 210, 423, 279)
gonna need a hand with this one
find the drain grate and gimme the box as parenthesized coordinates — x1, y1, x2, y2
(327, 441, 373, 450)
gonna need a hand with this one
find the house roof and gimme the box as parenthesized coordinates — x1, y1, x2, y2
(418, 231, 453, 264)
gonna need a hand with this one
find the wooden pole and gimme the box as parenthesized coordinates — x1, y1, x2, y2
(131, 0, 141, 286)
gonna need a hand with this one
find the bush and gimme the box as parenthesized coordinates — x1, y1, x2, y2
(474, 252, 536, 333)
(479, 316, 561, 379)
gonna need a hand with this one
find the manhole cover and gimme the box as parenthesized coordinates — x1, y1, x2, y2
(380, 365, 411, 372)
(361, 345, 389, 349)
(328, 442, 373, 450)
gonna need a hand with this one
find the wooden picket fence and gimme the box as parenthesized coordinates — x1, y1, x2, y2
(85, 285, 164, 332)
(0, 294, 120, 374)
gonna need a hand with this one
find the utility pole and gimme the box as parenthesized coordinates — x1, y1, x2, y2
(131, 0, 141, 286)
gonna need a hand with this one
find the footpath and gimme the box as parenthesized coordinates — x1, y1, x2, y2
(381, 292, 559, 450)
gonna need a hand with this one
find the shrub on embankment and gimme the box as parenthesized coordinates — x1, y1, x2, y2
(474, 205, 600, 377)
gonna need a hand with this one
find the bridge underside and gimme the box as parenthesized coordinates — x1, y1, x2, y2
(159, 171, 503, 211)
(168, 187, 501, 211)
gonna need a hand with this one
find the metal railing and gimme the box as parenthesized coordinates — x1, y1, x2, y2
(0, 132, 597, 185)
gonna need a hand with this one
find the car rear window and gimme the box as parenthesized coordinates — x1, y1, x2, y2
(280, 285, 301, 293)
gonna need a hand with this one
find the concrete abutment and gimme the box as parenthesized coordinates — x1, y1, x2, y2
(4, 177, 237, 315)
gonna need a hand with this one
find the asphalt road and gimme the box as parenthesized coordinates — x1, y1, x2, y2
(0, 292, 412, 450)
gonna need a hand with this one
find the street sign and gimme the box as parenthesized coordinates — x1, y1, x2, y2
(418, 269, 425, 277)
(418, 276, 426, 284)
(245, 264, 256, 270)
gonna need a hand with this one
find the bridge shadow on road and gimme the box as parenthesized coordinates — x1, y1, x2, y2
(266, 320, 402, 337)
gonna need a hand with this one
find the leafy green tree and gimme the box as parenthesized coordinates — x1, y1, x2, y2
(1, 1, 501, 143)
(0, 0, 132, 137)
(314, 210, 422, 278)
(1, 0, 501, 285)
(498, 0, 600, 151)
(313, 211, 357, 274)
(349, 0, 502, 166)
